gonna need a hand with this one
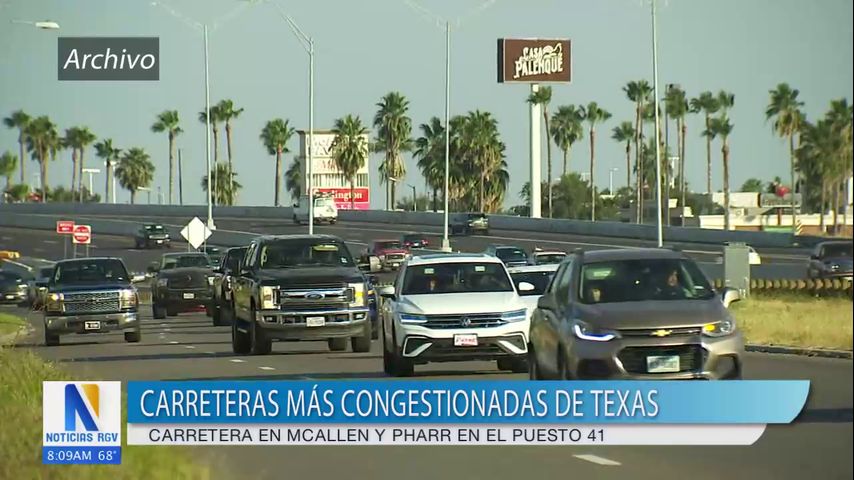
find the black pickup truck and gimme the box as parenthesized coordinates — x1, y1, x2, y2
(209, 246, 248, 326)
(148, 252, 216, 319)
(42, 257, 140, 346)
(230, 235, 373, 355)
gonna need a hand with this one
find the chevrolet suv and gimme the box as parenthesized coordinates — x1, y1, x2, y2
(528, 248, 744, 380)
(379, 253, 535, 376)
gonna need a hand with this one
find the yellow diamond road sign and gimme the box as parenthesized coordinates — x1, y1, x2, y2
(180, 217, 212, 250)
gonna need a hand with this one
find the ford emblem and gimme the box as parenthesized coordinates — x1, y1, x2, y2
(305, 292, 325, 300)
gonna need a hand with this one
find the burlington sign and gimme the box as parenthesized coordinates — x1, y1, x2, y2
(497, 38, 572, 83)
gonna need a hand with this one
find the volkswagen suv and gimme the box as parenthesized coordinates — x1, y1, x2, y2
(379, 253, 534, 376)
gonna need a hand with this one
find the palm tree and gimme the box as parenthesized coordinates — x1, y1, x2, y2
(581, 102, 612, 221)
(550, 105, 584, 177)
(690, 92, 721, 194)
(151, 110, 182, 204)
(460, 110, 504, 213)
(201, 162, 241, 206)
(414, 117, 446, 212)
(705, 116, 735, 230)
(612, 121, 635, 189)
(94, 139, 121, 203)
(825, 99, 853, 233)
(330, 115, 369, 210)
(259, 118, 295, 206)
(199, 105, 224, 203)
(3, 110, 30, 185)
(74, 127, 96, 201)
(285, 158, 302, 203)
(623, 80, 653, 222)
(115, 147, 155, 204)
(665, 86, 689, 218)
(63, 128, 82, 195)
(0, 151, 17, 189)
(217, 99, 244, 197)
(528, 86, 554, 216)
(373, 92, 413, 210)
(765, 84, 804, 224)
(24, 116, 58, 202)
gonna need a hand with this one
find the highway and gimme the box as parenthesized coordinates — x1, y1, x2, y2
(0, 226, 851, 479)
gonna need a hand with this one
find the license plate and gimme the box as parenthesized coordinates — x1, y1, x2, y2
(306, 316, 325, 327)
(183, 293, 195, 299)
(156, 240, 163, 244)
(647, 355, 680, 373)
(453, 334, 478, 347)
(84, 321, 101, 331)
(5, 294, 15, 300)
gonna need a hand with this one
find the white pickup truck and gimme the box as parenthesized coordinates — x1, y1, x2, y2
(292, 195, 338, 225)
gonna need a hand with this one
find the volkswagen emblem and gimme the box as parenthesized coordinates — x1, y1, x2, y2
(305, 292, 325, 300)
(460, 316, 471, 327)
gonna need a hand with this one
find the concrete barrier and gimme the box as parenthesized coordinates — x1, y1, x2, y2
(0, 202, 807, 248)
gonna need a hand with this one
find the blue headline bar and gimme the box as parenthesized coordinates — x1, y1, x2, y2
(126, 380, 809, 424)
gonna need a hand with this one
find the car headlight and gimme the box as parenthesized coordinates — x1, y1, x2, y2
(349, 283, 366, 307)
(207, 275, 215, 286)
(260, 286, 277, 310)
(399, 313, 428, 324)
(702, 318, 736, 337)
(501, 308, 528, 323)
(156, 278, 169, 287)
(46, 292, 64, 312)
(119, 288, 138, 308)
(572, 319, 618, 342)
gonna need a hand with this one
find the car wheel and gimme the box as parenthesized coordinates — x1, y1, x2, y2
(231, 315, 251, 355)
(166, 307, 178, 317)
(351, 321, 372, 353)
(124, 330, 141, 343)
(557, 348, 572, 380)
(152, 302, 166, 319)
(249, 305, 272, 355)
(382, 323, 413, 377)
(327, 337, 348, 352)
(44, 330, 60, 347)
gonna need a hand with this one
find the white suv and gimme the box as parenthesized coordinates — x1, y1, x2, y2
(379, 253, 534, 376)
(293, 195, 338, 225)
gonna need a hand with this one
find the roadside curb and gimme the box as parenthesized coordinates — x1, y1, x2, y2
(0, 324, 33, 346)
(747, 344, 853, 359)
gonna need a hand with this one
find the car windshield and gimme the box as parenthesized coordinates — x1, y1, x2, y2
(145, 225, 165, 232)
(468, 214, 486, 220)
(401, 262, 513, 295)
(495, 248, 527, 262)
(510, 271, 555, 296)
(822, 244, 852, 258)
(162, 255, 210, 270)
(578, 258, 715, 304)
(377, 241, 403, 250)
(0, 271, 23, 285)
(535, 253, 565, 264)
(259, 240, 354, 269)
(53, 259, 128, 285)
(315, 197, 335, 208)
(403, 234, 423, 242)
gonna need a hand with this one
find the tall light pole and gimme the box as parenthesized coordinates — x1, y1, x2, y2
(609, 167, 619, 194)
(407, 184, 417, 212)
(651, 0, 664, 247)
(82, 168, 100, 195)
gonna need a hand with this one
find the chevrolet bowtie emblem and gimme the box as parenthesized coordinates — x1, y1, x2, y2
(651, 329, 672, 337)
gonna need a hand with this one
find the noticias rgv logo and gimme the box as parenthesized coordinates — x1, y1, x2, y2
(65, 383, 101, 432)
(58, 37, 159, 81)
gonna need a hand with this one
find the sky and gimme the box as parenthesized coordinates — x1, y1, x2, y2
(1, 0, 852, 208)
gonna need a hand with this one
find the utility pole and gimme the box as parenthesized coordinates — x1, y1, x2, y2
(178, 148, 184, 205)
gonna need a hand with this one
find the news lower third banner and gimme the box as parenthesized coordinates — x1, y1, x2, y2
(125, 380, 809, 446)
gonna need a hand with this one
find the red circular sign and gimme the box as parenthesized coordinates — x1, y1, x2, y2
(72, 225, 91, 244)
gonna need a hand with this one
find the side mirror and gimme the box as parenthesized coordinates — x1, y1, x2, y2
(518, 281, 535, 293)
(131, 274, 147, 283)
(720, 287, 741, 308)
(809, 254, 819, 260)
(536, 295, 555, 310)
(378, 285, 396, 299)
(358, 263, 371, 272)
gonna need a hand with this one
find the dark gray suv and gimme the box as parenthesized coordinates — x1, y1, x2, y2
(529, 248, 744, 380)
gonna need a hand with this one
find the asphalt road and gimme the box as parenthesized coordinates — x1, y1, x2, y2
(28, 213, 814, 280)
(1, 226, 852, 479)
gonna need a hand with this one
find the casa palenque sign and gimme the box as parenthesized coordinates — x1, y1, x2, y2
(497, 38, 572, 83)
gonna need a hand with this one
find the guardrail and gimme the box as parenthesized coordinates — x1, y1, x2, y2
(0, 202, 826, 249)
(711, 277, 853, 296)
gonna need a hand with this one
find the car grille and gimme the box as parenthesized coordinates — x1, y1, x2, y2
(63, 291, 121, 314)
(618, 326, 703, 338)
(385, 253, 406, 262)
(617, 345, 706, 374)
(274, 285, 353, 309)
(168, 272, 208, 289)
(423, 313, 505, 329)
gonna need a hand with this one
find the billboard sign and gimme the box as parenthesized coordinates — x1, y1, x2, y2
(316, 187, 370, 210)
(759, 193, 802, 208)
(497, 38, 572, 83)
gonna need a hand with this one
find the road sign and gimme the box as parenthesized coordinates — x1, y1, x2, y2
(56, 220, 75, 234)
(72, 225, 92, 244)
(180, 217, 212, 250)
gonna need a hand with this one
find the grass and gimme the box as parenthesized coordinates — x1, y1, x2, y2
(732, 293, 853, 350)
(0, 311, 27, 337)
(0, 319, 217, 480)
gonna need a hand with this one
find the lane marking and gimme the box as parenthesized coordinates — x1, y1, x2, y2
(169, 341, 179, 344)
(258, 366, 275, 371)
(43, 240, 58, 245)
(184, 345, 196, 349)
(205, 351, 216, 354)
(573, 454, 621, 466)
(229, 359, 246, 363)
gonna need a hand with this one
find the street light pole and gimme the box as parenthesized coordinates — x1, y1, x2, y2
(651, 0, 664, 247)
(308, 36, 315, 236)
(408, 184, 417, 212)
(442, 20, 451, 251)
(203, 23, 215, 231)
(609, 167, 618, 194)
